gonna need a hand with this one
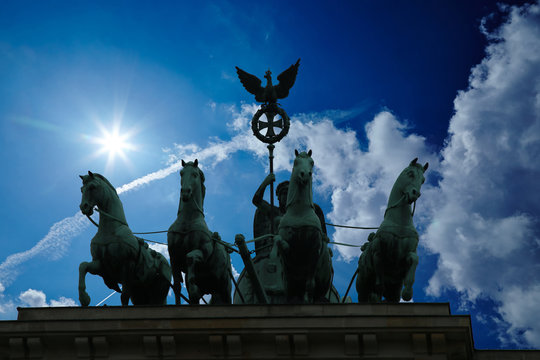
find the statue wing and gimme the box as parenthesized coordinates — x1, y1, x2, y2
(275, 58, 300, 99)
(236, 66, 265, 102)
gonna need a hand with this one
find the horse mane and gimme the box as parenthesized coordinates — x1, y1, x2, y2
(93, 173, 120, 199)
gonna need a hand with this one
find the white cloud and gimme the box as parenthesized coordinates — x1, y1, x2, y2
(148, 242, 170, 261)
(19, 289, 47, 307)
(0, 283, 15, 316)
(0, 301, 15, 316)
(19, 289, 76, 308)
(50, 297, 77, 307)
(277, 111, 437, 262)
(3, 4, 537, 347)
(3, 97, 421, 296)
(498, 285, 540, 347)
(231, 263, 240, 280)
(423, 2, 540, 347)
(162, 105, 437, 264)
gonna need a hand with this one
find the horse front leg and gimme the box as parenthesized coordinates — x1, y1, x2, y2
(172, 265, 184, 305)
(168, 247, 184, 305)
(120, 285, 130, 306)
(401, 251, 419, 301)
(78, 260, 101, 306)
(186, 249, 203, 304)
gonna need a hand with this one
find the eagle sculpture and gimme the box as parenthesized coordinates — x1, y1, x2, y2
(236, 59, 300, 105)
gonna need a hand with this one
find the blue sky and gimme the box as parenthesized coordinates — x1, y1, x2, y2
(1, 0, 539, 350)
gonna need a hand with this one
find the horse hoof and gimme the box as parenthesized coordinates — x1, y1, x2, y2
(79, 292, 91, 307)
(402, 287, 413, 301)
(188, 285, 202, 304)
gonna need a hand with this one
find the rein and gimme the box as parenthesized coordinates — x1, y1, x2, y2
(94, 208, 129, 226)
(84, 195, 416, 251)
(383, 194, 417, 218)
(85, 207, 239, 253)
(177, 185, 205, 218)
(384, 194, 406, 216)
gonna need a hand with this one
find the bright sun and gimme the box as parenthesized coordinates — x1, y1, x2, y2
(90, 123, 137, 169)
(99, 130, 131, 156)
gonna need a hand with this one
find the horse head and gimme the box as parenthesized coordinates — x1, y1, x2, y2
(180, 159, 205, 205)
(79, 171, 118, 216)
(286, 149, 314, 209)
(398, 158, 428, 204)
(79, 171, 100, 216)
(292, 149, 314, 186)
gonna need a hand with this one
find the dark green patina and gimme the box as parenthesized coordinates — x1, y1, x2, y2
(356, 158, 428, 302)
(78, 171, 171, 306)
(233, 150, 338, 304)
(167, 160, 232, 305)
(75, 61, 431, 307)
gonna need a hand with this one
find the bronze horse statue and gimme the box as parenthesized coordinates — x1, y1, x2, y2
(356, 158, 428, 302)
(78, 171, 171, 306)
(275, 150, 333, 303)
(168, 160, 232, 305)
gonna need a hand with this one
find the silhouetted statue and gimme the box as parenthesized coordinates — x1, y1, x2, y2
(234, 167, 336, 304)
(252, 174, 328, 254)
(167, 160, 232, 305)
(78, 172, 171, 306)
(274, 150, 333, 303)
(252, 174, 289, 256)
(236, 59, 300, 105)
(356, 158, 428, 302)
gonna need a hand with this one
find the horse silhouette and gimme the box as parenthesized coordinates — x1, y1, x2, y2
(356, 158, 428, 302)
(168, 160, 232, 305)
(78, 171, 171, 306)
(275, 150, 333, 303)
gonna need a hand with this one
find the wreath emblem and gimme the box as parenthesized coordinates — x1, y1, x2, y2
(251, 104, 290, 144)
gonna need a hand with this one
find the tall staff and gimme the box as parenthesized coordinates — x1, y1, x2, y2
(236, 59, 300, 232)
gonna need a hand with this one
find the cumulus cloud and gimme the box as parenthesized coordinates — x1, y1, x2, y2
(0, 283, 15, 316)
(148, 242, 170, 261)
(423, 2, 540, 347)
(0, 91, 432, 296)
(19, 289, 76, 308)
(166, 106, 437, 263)
(6, 6, 539, 347)
(19, 289, 47, 307)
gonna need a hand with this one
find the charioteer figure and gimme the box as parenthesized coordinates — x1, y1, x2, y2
(253, 174, 328, 257)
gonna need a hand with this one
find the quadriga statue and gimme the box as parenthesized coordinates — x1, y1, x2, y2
(356, 158, 428, 302)
(78, 171, 171, 306)
(167, 160, 232, 305)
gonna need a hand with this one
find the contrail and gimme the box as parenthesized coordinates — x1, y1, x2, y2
(0, 105, 293, 289)
(0, 129, 260, 288)
(116, 162, 183, 194)
(0, 212, 88, 287)
(0, 161, 187, 288)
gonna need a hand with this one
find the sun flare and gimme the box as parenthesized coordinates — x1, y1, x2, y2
(99, 130, 131, 157)
(89, 122, 137, 170)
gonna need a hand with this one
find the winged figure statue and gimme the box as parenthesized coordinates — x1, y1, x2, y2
(236, 59, 300, 105)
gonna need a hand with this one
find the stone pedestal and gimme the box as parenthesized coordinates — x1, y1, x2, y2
(0, 303, 538, 359)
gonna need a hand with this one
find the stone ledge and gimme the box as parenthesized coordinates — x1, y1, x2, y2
(0, 303, 532, 359)
(16, 302, 451, 321)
